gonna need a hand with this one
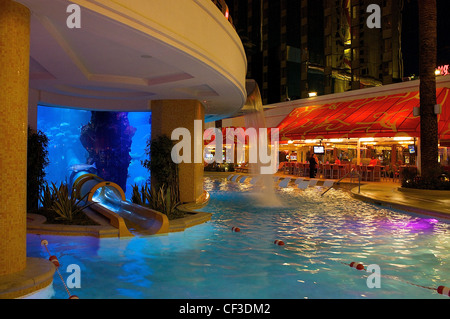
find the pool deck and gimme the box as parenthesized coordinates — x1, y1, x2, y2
(352, 182, 450, 220)
(207, 171, 450, 220)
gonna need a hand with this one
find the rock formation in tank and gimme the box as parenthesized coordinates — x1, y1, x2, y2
(80, 111, 136, 192)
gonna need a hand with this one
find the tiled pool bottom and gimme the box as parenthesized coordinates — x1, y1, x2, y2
(26, 177, 449, 299)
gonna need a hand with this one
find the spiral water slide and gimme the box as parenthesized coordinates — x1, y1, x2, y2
(72, 171, 169, 237)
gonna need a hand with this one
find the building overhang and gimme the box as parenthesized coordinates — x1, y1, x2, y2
(17, 0, 247, 122)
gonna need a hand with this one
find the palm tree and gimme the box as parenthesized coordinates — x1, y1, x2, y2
(418, 0, 439, 182)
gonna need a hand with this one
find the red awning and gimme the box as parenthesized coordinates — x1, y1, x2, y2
(277, 88, 450, 140)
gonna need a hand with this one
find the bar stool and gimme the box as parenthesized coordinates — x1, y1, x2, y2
(324, 164, 332, 179)
(392, 165, 400, 182)
(304, 165, 310, 178)
(360, 165, 368, 181)
(331, 164, 339, 179)
(373, 165, 381, 181)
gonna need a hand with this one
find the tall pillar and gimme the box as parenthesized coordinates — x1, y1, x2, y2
(391, 144, 397, 166)
(0, 0, 30, 276)
(416, 138, 421, 174)
(151, 100, 205, 203)
(357, 139, 361, 165)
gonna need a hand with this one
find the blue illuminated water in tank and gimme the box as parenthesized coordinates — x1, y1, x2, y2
(37, 105, 151, 199)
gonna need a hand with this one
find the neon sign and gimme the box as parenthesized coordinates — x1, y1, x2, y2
(436, 65, 449, 76)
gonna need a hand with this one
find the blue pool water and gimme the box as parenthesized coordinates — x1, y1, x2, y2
(26, 177, 449, 299)
(37, 105, 151, 200)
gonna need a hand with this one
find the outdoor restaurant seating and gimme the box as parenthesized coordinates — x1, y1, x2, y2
(270, 160, 417, 183)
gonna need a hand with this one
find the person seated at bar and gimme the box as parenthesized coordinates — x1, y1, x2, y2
(369, 156, 378, 166)
(334, 157, 341, 165)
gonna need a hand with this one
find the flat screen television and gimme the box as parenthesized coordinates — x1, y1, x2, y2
(314, 146, 324, 154)
(408, 145, 415, 154)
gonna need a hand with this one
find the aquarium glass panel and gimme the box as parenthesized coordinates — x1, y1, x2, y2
(37, 105, 151, 200)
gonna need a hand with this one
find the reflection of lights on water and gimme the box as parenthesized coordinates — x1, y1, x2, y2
(405, 218, 439, 230)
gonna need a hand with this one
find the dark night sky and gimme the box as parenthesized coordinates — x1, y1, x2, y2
(402, 0, 450, 76)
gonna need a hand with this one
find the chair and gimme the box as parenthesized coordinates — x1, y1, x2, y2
(323, 164, 332, 179)
(381, 165, 389, 181)
(366, 166, 375, 181)
(338, 164, 348, 179)
(239, 176, 248, 183)
(297, 180, 309, 189)
(278, 178, 291, 188)
(293, 163, 301, 176)
(284, 162, 291, 175)
(331, 164, 340, 179)
(250, 176, 261, 184)
(304, 165, 310, 177)
(392, 165, 400, 182)
(372, 165, 381, 181)
(308, 179, 319, 187)
(294, 178, 304, 185)
(227, 174, 234, 181)
(316, 164, 324, 179)
(231, 175, 241, 182)
(360, 165, 367, 181)
(322, 180, 335, 188)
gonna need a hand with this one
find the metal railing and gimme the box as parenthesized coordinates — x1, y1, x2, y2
(321, 168, 361, 197)
(211, 0, 234, 28)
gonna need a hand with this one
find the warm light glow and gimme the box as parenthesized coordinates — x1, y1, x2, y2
(329, 139, 344, 143)
(359, 137, 374, 142)
(288, 140, 294, 144)
(435, 69, 441, 76)
(393, 137, 413, 141)
(308, 92, 317, 97)
(304, 139, 317, 144)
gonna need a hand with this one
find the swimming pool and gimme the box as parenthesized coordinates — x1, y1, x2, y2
(26, 177, 449, 299)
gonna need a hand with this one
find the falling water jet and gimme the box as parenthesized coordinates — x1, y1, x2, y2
(242, 80, 282, 207)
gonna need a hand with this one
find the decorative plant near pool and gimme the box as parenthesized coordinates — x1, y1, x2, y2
(39, 182, 55, 210)
(27, 126, 50, 212)
(40, 182, 94, 222)
(142, 134, 180, 203)
(131, 183, 181, 219)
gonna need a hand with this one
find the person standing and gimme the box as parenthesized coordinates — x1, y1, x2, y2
(309, 153, 318, 178)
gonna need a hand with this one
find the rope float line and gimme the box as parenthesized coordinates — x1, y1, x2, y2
(274, 239, 285, 246)
(41, 239, 79, 299)
(340, 261, 449, 297)
(230, 227, 448, 297)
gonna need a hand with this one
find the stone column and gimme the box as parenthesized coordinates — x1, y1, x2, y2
(0, 0, 31, 276)
(151, 100, 205, 203)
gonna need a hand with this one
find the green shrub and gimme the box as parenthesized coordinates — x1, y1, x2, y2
(49, 182, 95, 222)
(131, 183, 183, 220)
(27, 127, 49, 212)
(141, 134, 180, 203)
(39, 182, 55, 210)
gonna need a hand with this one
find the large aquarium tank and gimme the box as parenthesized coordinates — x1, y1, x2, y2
(37, 105, 151, 200)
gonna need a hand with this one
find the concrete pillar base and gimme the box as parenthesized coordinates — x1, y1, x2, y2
(0, 257, 55, 299)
